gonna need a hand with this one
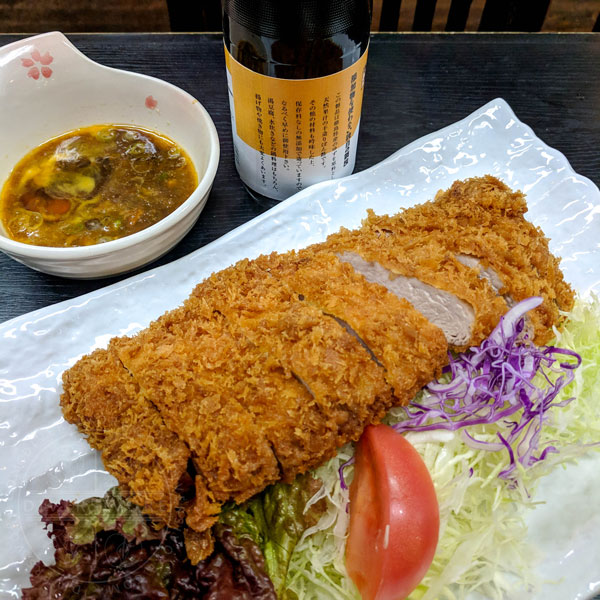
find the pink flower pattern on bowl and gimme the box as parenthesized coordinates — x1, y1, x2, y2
(21, 48, 54, 80)
(145, 95, 158, 109)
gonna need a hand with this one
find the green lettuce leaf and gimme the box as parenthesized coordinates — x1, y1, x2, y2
(62, 486, 162, 545)
(220, 472, 326, 598)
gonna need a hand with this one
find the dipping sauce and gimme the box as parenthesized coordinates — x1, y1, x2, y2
(0, 125, 198, 247)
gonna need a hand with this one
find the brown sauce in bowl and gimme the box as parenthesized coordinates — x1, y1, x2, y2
(0, 125, 198, 247)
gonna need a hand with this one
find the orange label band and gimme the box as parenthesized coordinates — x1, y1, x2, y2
(225, 47, 368, 161)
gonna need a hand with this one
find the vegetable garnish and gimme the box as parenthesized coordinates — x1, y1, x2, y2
(345, 425, 439, 600)
(219, 473, 327, 599)
(392, 297, 581, 484)
(288, 296, 598, 599)
(338, 297, 582, 491)
(23, 488, 277, 600)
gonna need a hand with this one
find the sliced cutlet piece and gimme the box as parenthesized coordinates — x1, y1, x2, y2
(363, 175, 574, 344)
(186, 293, 351, 482)
(219, 301, 352, 481)
(254, 249, 447, 405)
(192, 258, 394, 446)
(321, 220, 508, 350)
(112, 309, 281, 513)
(60, 346, 190, 528)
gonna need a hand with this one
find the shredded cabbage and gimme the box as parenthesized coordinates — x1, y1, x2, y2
(285, 444, 357, 600)
(283, 296, 600, 600)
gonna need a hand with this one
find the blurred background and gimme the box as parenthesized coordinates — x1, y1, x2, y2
(0, 0, 599, 33)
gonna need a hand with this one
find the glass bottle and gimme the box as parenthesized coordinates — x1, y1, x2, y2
(223, 0, 372, 206)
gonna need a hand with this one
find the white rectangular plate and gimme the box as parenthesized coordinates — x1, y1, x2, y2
(1, 98, 599, 599)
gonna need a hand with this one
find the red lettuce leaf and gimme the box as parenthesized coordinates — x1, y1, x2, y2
(22, 488, 276, 600)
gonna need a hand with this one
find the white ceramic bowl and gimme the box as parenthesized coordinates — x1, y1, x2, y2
(0, 31, 219, 278)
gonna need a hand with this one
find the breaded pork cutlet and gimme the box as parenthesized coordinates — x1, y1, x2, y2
(113, 316, 280, 510)
(212, 302, 360, 480)
(254, 249, 447, 403)
(103, 257, 398, 561)
(60, 347, 190, 527)
(114, 300, 335, 521)
(59, 175, 575, 565)
(361, 176, 574, 344)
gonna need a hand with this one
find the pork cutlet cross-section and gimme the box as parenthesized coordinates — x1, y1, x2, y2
(321, 219, 509, 350)
(361, 176, 574, 343)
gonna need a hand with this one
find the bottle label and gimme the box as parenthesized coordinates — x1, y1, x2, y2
(225, 45, 368, 200)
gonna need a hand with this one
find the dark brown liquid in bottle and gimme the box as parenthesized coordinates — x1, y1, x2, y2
(223, 0, 372, 207)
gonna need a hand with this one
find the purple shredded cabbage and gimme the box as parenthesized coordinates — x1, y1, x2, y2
(390, 297, 581, 480)
(339, 460, 352, 491)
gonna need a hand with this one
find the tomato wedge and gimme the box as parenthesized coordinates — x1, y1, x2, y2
(346, 424, 439, 600)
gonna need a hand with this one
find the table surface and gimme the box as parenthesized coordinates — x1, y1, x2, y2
(1, 32, 600, 324)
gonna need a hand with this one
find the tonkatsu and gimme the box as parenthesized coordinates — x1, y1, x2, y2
(59, 175, 574, 562)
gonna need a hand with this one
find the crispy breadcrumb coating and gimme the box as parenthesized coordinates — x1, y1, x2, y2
(195, 259, 395, 440)
(60, 347, 190, 527)
(113, 318, 281, 508)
